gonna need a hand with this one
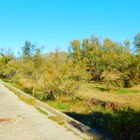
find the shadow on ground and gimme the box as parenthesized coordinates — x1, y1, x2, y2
(65, 108, 140, 140)
(94, 87, 107, 92)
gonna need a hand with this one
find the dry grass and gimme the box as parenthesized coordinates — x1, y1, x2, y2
(77, 82, 140, 110)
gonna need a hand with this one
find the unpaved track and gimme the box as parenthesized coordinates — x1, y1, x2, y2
(0, 83, 82, 140)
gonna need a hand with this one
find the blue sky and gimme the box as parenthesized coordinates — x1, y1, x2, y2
(0, 0, 140, 55)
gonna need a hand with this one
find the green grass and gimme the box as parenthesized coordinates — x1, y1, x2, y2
(115, 89, 140, 94)
(58, 121, 65, 125)
(48, 116, 62, 122)
(1, 79, 12, 83)
(57, 102, 70, 110)
(47, 100, 70, 111)
(19, 96, 36, 105)
(36, 107, 48, 116)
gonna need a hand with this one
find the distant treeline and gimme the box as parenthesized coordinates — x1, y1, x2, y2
(0, 33, 140, 98)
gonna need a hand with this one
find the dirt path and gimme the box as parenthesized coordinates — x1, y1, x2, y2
(0, 83, 83, 140)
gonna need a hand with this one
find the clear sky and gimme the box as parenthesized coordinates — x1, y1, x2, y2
(0, 0, 140, 55)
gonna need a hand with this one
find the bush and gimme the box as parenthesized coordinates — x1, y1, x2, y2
(59, 80, 80, 97)
(101, 70, 123, 92)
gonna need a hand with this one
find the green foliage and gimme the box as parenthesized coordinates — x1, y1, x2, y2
(68, 34, 140, 89)
(21, 41, 39, 57)
(1, 33, 140, 101)
(134, 33, 140, 53)
(0, 50, 18, 79)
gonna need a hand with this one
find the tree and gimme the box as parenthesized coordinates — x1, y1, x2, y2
(21, 41, 40, 58)
(20, 41, 45, 95)
(0, 49, 16, 79)
(134, 33, 140, 53)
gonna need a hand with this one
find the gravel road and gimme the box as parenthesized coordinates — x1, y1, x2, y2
(0, 83, 83, 140)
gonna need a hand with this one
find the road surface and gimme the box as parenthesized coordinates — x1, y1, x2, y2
(0, 83, 83, 140)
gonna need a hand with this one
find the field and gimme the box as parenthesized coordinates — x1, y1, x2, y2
(77, 82, 140, 110)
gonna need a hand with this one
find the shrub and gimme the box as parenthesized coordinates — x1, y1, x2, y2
(101, 70, 123, 92)
(59, 80, 80, 98)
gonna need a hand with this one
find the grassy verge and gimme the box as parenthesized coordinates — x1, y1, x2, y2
(35, 107, 48, 116)
(4, 85, 36, 106)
